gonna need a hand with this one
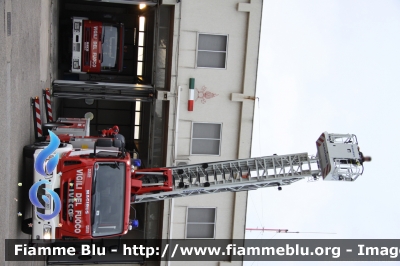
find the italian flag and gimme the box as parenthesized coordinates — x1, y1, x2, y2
(188, 78, 195, 111)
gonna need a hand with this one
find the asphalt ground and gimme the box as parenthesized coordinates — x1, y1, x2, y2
(0, 0, 58, 265)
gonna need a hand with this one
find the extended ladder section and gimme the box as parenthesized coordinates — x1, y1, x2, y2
(134, 153, 320, 203)
(134, 132, 364, 203)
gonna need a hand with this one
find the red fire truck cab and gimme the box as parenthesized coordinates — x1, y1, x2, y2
(71, 17, 124, 74)
(25, 119, 173, 241)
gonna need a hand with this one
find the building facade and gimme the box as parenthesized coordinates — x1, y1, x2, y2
(52, 0, 263, 264)
(158, 1, 263, 265)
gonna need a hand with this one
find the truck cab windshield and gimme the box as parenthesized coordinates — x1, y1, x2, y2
(101, 25, 120, 71)
(91, 162, 126, 237)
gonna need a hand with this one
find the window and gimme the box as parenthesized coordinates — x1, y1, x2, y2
(191, 122, 222, 155)
(186, 207, 216, 239)
(196, 33, 228, 69)
(134, 101, 141, 140)
(137, 16, 146, 77)
(100, 25, 121, 71)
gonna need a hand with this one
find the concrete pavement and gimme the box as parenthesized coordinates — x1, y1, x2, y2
(0, 0, 58, 265)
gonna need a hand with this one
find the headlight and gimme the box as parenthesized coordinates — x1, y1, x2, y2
(74, 22, 80, 31)
(73, 60, 80, 69)
(43, 226, 52, 240)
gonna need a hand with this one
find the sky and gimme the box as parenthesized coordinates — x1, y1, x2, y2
(245, 0, 400, 265)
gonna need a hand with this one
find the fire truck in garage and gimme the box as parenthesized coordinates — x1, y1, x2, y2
(71, 17, 124, 73)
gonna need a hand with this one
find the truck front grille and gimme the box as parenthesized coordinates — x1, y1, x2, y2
(36, 184, 56, 217)
(62, 182, 67, 221)
(36, 184, 46, 215)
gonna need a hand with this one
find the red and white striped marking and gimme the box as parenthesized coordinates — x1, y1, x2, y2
(316, 133, 325, 147)
(34, 98, 43, 137)
(322, 164, 331, 178)
(45, 89, 53, 122)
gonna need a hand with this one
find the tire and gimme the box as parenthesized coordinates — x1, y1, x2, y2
(23, 142, 68, 158)
(21, 218, 33, 235)
(78, 255, 92, 261)
(23, 142, 50, 159)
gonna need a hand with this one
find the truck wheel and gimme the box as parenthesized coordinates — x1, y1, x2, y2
(21, 218, 33, 235)
(23, 142, 67, 158)
(78, 255, 92, 260)
(23, 142, 50, 159)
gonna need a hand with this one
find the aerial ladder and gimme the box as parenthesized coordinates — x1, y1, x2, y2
(31, 94, 365, 206)
(28, 100, 366, 242)
(132, 132, 364, 203)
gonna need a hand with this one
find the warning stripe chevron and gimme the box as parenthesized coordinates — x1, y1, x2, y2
(322, 164, 331, 178)
(45, 89, 53, 122)
(34, 98, 42, 137)
(316, 133, 325, 147)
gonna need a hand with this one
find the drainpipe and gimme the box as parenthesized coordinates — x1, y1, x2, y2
(173, 86, 181, 165)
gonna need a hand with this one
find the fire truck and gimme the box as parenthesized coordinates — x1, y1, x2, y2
(71, 17, 124, 73)
(23, 99, 366, 241)
(23, 124, 365, 241)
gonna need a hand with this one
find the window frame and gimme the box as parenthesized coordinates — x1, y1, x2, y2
(185, 207, 217, 239)
(190, 122, 222, 156)
(195, 33, 228, 69)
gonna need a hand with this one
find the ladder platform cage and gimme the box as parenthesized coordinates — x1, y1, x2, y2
(316, 132, 362, 181)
